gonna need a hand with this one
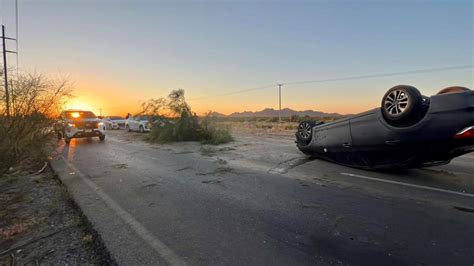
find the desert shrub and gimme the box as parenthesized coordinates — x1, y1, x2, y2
(0, 73, 72, 175)
(255, 124, 273, 129)
(268, 117, 279, 123)
(200, 115, 233, 145)
(146, 121, 174, 143)
(290, 114, 300, 122)
(145, 90, 233, 145)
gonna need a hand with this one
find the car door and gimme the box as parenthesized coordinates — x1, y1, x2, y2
(126, 116, 135, 131)
(132, 116, 141, 131)
(314, 118, 354, 164)
(350, 110, 406, 167)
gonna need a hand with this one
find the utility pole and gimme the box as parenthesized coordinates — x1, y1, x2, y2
(1, 25, 17, 117)
(16, 0, 19, 73)
(278, 84, 282, 123)
(10, 79, 14, 115)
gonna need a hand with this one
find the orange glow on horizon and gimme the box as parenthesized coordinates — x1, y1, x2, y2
(63, 100, 95, 112)
(63, 94, 367, 117)
(64, 78, 378, 117)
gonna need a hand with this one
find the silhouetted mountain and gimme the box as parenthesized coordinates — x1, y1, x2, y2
(229, 108, 342, 118)
(207, 111, 227, 117)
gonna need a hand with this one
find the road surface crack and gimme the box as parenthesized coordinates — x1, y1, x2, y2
(268, 157, 314, 174)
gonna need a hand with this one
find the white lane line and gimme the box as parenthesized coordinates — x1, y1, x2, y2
(60, 156, 186, 266)
(340, 172, 474, 198)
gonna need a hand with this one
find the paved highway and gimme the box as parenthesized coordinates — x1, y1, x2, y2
(51, 130, 474, 265)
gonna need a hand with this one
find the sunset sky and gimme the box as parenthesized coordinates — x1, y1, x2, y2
(1, 0, 472, 116)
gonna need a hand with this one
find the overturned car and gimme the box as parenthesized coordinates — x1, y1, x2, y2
(296, 85, 474, 169)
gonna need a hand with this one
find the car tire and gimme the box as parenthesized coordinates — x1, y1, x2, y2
(139, 125, 145, 133)
(99, 135, 105, 141)
(65, 137, 71, 144)
(381, 85, 423, 123)
(57, 132, 62, 140)
(296, 121, 317, 145)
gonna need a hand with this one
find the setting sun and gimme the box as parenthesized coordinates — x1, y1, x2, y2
(70, 112, 80, 118)
(64, 99, 95, 113)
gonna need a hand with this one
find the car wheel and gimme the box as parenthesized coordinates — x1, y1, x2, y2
(139, 125, 145, 133)
(296, 121, 316, 145)
(437, 86, 470, 95)
(57, 132, 62, 140)
(65, 137, 71, 144)
(99, 135, 105, 141)
(381, 85, 423, 123)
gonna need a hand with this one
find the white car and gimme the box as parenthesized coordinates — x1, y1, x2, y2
(126, 115, 153, 133)
(55, 110, 106, 144)
(103, 116, 126, 130)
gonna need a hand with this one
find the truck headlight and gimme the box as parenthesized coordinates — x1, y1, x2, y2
(67, 123, 76, 128)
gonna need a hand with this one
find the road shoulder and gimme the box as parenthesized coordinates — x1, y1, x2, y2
(50, 154, 178, 265)
(0, 161, 112, 265)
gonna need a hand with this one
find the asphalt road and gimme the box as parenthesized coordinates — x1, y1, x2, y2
(51, 130, 474, 265)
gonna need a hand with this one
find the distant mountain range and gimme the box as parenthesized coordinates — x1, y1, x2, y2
(208, 108, 343, 118)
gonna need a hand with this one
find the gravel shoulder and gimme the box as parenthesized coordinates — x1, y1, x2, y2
(0, 161, 113, 265)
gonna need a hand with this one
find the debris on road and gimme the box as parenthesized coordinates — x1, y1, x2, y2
(112, 163, 128, 169)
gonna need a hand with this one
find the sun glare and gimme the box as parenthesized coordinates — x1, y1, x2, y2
(71, 112, 80, 118)
(64, 99, 95, 113)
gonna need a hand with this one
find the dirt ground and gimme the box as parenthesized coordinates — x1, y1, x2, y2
(224, 121, 297, 137)
(0, 161, 113, 265)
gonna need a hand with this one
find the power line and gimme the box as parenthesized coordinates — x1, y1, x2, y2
(188, 83, 276, 101)
(282, 64, 473, 86)
(188, 64, 473, 102)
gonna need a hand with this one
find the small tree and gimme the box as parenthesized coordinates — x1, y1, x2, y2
(145, 89, 232, 144)
(0, 73, 72, 175)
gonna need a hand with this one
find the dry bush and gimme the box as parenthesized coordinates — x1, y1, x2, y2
(0, 73, 72, 175)
(144, 89, 233, 144)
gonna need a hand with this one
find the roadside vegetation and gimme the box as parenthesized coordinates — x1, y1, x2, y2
(0, 73, 112, 264)
(142, 89, 233, 144)
(210, 115, 340, 124)
(0, 73, 72, 175)
(141, 89, 234, 145)
(209, 115, 340, 134)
